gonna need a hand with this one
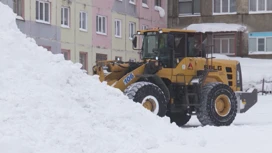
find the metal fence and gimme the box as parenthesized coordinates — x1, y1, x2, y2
(260, 79, 272, 95)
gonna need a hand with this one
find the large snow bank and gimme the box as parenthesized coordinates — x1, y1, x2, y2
(0, 2, 193, 153)
(184, 23, 247, 33)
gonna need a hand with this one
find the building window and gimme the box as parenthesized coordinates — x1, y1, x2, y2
(79, 11, 87, 31)
(13, 0, 24, 17)
(79, 52, 88, 72)
(213, 0, 236, 14)
(179, 0, 200, 15)
(96, 53, 107, 62)
(249, 37, 272, 52)
(114, 19, 121, 38)
(155, 0, 161, 6)
(129, 0, 136, 5)
(115, 56, 122, 61)
(129, 22, 136, 39)
(61, 49, 71, 60)
(36, 0, 50, 23)
(61, 7, 70, 27)
(249, 0, 272, 12)
(129, 58, 136, 62)
(142, 25, 148, 30)
(212, 34, 235, 54)
(96, 15, 107, 35)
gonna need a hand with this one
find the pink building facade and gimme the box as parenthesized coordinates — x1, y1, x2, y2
(138, 0, 168, 30)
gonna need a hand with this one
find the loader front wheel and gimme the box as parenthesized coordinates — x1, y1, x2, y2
(196, 82, 237, 126)
(124, 82, 168, 117)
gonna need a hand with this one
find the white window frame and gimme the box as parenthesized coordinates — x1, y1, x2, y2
(212, 35, 235, 55)
(13, 0, 24, 19)
(129, 0, 136, 5)
(266, 37, 272, 52)
(36, 0, 50, 24)
(213, 0, 237, 15)
(129, 22, 136, 40)
(96, 15, 107, 35)
(61, 7, 70, 28)
(179, 0, 201, 17)
(249, 0, 272, 14)
(79, 11, 88, 31)
(155, 0, 161, 6)
(248, 37, 272, 52)
(114, 19, 121, 38)
(257, 37, 266, 52)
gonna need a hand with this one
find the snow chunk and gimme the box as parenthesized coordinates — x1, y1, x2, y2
(154, 6, 165, 18)
(183, 23, 247, 33)
(142, 3, 149, 8)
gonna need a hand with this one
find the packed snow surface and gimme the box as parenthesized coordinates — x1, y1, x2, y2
(184, 23, 247, 33)
(1, 2, 272, 153)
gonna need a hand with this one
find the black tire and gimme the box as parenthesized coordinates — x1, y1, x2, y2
(196, 82, 237, 126)
(170, 112, 191, 127)
(124, 81, 168, 117)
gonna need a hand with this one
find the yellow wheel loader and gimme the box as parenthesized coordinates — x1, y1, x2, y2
(92, 28, 258, 126)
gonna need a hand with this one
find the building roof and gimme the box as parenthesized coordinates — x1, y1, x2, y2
(183, 23, 247, 33)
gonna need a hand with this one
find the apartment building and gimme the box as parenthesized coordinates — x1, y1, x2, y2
(58, 0, 92, 72)
(1, 0, 93, 72)
(111, 0, 139, 62)
(1, 0, 61, 53)
(1, 0, 168, 75)
(168, 0, 272, 57)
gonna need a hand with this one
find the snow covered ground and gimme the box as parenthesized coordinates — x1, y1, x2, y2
(0, 2, 272, 153)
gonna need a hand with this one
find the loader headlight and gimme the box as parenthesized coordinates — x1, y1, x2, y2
(155, 61, 159, 66)
(102, 66, 108, 70)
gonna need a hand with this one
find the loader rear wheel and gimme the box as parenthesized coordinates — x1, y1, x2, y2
(196, 82, 237, 126)
(124, 82, 168, 117)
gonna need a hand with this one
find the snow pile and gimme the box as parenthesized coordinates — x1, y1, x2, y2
(154, 6, 165, 17)
(0, 2, 194, 153)
(184, 23, 247, 33)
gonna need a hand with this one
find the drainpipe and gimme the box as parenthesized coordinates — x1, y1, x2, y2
(74, 1, 77, 63)
(125, 0, 127, 61)
(56, 1, 58, 53)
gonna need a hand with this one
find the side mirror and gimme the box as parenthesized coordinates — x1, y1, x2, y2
(132, 35, 137, 49)
(132, 34, 143, 50)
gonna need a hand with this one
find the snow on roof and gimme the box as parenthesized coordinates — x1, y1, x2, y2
(183, 23, 247, 33)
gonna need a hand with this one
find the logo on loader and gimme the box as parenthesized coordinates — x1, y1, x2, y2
(188, 63, 193, 70)
(123, 73, 135, 85)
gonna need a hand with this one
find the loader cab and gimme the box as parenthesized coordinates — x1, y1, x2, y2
(132, 29, 207, 68)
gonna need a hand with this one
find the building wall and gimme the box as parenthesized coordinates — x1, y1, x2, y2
(168, 0, 272, 56)
(112, 0, 138, 17)
(90, 0, 113, 66)
(57, 0, 93, 74)
(111, 0, 141, 61)
(138, 0, 168, 29)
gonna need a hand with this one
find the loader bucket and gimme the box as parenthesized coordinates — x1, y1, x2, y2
(235, 88, 258, 113)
